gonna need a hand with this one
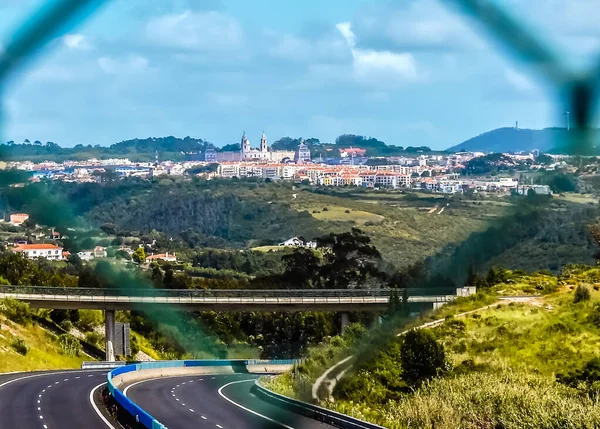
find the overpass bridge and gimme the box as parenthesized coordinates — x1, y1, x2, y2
(0, 286, 475, 361)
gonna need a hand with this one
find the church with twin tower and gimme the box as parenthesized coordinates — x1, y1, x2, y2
(240, 131, 296, 162)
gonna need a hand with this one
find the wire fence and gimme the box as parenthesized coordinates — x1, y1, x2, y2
(0, 1, 597, 427)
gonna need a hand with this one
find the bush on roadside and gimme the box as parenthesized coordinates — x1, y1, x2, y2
(59, 334, 81, 357)
(11, 338, 28, 355)
(76, 310, 103, 332)
(85, 331, 102, 346)
(0, 298, 33, 326)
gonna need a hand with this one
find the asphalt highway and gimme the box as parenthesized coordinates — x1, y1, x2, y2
(0, 369, 110, 429)
(126, 374, 334, 429)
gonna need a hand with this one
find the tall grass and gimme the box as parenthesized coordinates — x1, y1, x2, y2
(331, 371, 600, 429)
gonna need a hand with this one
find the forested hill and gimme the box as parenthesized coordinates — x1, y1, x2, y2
(0, 137, 217, 162)
(0, 133, 435, 162)
(446, 127, 587, 154)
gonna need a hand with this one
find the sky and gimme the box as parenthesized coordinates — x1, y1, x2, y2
(0, 0, 598, 149)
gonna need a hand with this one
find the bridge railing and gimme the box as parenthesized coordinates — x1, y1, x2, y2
(0, 286, 457, 298)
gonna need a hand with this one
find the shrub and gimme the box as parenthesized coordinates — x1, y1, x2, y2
(574, 285, 591, 303)
(11, 338, 28, 355)
(85, 332, 102, 346)
(401, 329, 448, 385)
(0, 298, 32, 326)
(59, 320, 73, 332)
(588, 304, 600, 328)
(76, 310, 103, 332)
(557, 357, 600, 389)
(322, 207, 329, 211)
(345, 209, 351, 213)
(59, 334, 81, 357)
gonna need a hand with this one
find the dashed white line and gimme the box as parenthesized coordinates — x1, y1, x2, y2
(38, 394, 42, 398)
(37, 407, 41, 411)
(201, 416, 207, 420)
(43, 425, 48, 429)
(75, 376, 80, 379)
(189, 409, 194, 413)
(63, 378, 69, 381)
(37, 400, 41, 404)
(39, 416, 43, 420)
(216, 425, 223, 428)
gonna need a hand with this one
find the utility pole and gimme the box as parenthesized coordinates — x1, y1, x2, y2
(565, 111, 570, 131)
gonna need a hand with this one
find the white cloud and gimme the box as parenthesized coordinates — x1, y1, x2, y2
(98, 55, 149, 74)
(351, 0, 484, 53)
(336, 22, 420, 85)
(504, 67, 536, 93)
(145, 10, 243, 52)
(62, 34, 91, 50)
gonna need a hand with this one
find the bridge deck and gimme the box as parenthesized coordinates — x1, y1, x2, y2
(0, 292, 456, 311)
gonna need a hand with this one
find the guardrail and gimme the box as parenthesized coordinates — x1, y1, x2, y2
(0, 285, 457, 298)
(254, 379, 385, 429)
(81, 361, 127, 370)
(106, 359, 299, 429)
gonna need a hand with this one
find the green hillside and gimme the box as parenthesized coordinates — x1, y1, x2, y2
(267, 266, 600, 428)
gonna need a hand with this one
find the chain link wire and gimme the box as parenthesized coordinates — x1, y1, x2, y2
(0, 0, 598, 424)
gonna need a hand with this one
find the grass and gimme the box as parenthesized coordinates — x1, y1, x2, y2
(250, 245, 286, 252)
(307, 206, 384, 225)
(266, 266, 600, 429)
(0, 314, 86, 372)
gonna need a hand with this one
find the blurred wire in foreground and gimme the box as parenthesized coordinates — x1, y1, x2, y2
(449, 0, 600, 155)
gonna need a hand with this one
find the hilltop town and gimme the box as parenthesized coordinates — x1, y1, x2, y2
(5, 131, 570, 196)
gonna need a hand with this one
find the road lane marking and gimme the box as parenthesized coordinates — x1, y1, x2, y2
(216, 425, 223, 428)
(189, 408, 194, 413)
(217, 379, 295, 429)
(201, 416, 207, 420)
(122, 379, 156, 397)
(89, 382, 118, 429)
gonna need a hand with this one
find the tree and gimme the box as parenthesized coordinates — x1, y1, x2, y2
(386, 287, 402, 318)
(400, 329, 447, 385)
(421, 170, 430, 177)
(132, 247, 146, 264)
(465, 264, 478, 286)
(281, 248, 320, 288)
(316, 228, 382, 289)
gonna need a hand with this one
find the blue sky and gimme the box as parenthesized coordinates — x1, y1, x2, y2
(0, 0, 597, 149)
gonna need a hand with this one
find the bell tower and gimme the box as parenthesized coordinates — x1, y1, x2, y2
(260, 132, 268, 153)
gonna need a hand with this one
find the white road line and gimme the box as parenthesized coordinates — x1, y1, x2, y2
(201, 416, 207, 420)
(122, 379, 156, 397)
(189, 409, 194, 413)
(89, 382, 118, 429)
(43, 425, 47, 429)
(216, 425, 223, 428)
(75, 376, 80, 379)
(37, 407, 41, 411)
(217, 380, 295, 429)
(0, 370, 104, 391)
(39, 416, 43, 420)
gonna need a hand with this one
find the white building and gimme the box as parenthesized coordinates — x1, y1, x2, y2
(279, 237, 317, 249)
(145, 252, 177, 263)
(13, 243, 64, 260)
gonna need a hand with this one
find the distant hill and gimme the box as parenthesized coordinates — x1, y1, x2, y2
(447, 127, 577, 153)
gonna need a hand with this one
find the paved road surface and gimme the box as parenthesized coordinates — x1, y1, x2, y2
(0, 369, 109, 429)
(127, 374, 334, 429)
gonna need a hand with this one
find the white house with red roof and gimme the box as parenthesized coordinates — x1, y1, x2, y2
(145, 252, 177, 264)
(12, 243, 64, 260)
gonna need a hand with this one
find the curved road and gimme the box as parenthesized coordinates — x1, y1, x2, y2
(126, 374, 334, 429)
(0, 369, 110, 429)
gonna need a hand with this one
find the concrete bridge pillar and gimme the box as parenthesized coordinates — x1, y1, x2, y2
(105, 309, 116, 362)
(340, 312, 350, 335)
